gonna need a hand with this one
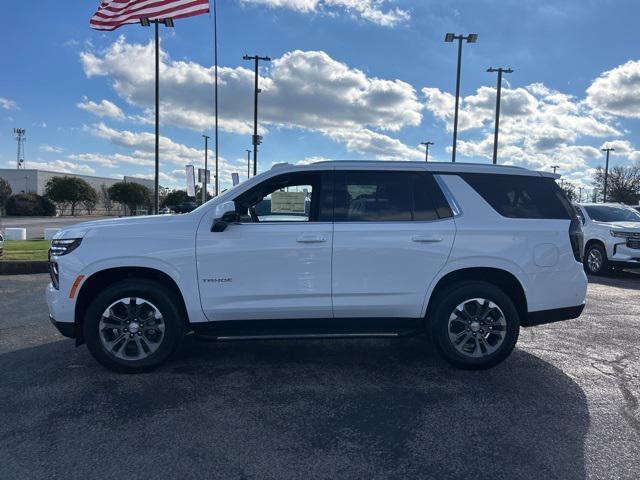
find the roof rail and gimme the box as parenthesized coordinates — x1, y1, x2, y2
(271, 162, 291, 169)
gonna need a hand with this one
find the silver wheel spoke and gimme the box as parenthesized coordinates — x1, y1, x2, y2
(99, 297, 164, 361)
(448, 298, 507, 359)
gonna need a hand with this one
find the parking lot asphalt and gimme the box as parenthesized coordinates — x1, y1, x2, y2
(1, 274, 639, 480)
(1, 216, 113, 239)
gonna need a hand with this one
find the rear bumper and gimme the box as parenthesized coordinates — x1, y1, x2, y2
(49, 315, 75, 338)
(522, 304, 585, 327)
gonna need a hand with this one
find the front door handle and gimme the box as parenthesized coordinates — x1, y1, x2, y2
(297, 234, 327, 243)
(412, 235, 443, 243)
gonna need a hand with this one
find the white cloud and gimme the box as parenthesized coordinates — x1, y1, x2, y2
(239, 0, 410, 27)
(586, 60, 640, 118)
(80, 39, 424, 160)
(40, 145, 63, 153)
(27, 160, 96, 175)
(77, 98, 126, 120)
(424, 81, 623, 176)
(0, 97, 17, 110)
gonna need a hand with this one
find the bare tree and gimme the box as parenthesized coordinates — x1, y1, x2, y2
(560, 182, 577, 202)
(592, 164, 640, 204)
(99, 184, 115, 215)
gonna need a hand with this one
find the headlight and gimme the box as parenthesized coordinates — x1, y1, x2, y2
(610, 230, 628, 238)
(49, 238, 83, 256)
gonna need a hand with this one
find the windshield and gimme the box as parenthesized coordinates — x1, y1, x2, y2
(584, 205, 640, 223)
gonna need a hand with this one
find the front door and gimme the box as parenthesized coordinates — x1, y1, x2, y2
(196, 170, 334, 321)
(331, 169, 456, 318)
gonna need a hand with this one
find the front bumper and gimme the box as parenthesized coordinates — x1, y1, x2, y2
(49, 315, 75, 338)
(522, 304, 585, 327)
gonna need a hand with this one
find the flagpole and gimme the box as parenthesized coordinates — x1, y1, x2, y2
(213, 0, 219, 197)
(154, 19, 160, 214)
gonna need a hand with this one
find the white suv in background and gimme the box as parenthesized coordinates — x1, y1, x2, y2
(574, 203, 640, 275)
(46, 161, 587, 372)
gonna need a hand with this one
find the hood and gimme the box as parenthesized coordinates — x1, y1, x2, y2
(52, 214, 194, 240)
(597, 221, 640, 231)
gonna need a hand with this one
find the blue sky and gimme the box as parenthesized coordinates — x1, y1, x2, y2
(1, 0, 640, 192)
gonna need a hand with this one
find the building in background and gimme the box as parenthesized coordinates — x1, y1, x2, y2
(0, 169, 154, 215)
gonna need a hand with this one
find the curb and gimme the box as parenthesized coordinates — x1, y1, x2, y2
(0, 260, 49, 275)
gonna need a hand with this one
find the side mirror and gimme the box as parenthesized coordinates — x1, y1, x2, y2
(211, 201, 239, 232)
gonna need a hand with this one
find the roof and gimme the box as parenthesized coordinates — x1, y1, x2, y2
(272, 160, 558, 178)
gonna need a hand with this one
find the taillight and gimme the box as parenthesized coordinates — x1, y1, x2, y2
(569, 219, 583, 262)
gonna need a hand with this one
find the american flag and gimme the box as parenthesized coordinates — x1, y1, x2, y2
(90, 0, 210, 31)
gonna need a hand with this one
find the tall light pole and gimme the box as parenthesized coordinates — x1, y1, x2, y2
(246, 149, 252, 179)
(212, 0, 219, 199)
(578, 186, 583, 202)
(551, 165, 559, 174)
(243, 54, 271, 175)
(202, 134, 210, 204)
(487, 67, 513, 164)
(140, 17, 174, 214)
(420, 141, 434, 162)
(601, 147, 614, 203)
(444, 33, 478, 162)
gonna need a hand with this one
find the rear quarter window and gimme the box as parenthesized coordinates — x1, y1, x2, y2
(459, 173, 575, 220)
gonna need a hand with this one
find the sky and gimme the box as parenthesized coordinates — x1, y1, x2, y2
(1, 0, 640, 193)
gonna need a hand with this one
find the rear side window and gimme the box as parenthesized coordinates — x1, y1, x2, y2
(333, 170, 450, 222)
(460, 173, 574, 219)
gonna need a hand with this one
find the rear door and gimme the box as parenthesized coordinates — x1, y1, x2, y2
(331, 169, 456, 318)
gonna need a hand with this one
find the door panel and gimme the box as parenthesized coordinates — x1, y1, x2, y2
(332, 220, 455, 317)
(197, 222, 333, 320)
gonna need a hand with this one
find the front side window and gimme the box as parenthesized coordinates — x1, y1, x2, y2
(234, 171, 330, 223)
(333, 170, 448, 222)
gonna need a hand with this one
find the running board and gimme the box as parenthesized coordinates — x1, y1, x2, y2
(202, 332, 405, 342)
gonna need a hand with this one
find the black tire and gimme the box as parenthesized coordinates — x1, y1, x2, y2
(83, 279, 185, 373)
(583, 243, 610, 276)
(430, 281, 520, 370)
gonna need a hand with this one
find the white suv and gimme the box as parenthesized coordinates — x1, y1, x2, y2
(46, 161, 587, 372)
(574, 203, 640, 275)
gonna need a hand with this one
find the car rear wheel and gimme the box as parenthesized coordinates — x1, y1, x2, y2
(430, 281, 520, 369)
(584, 243, 610, 275)
(83, 279, 185, 373)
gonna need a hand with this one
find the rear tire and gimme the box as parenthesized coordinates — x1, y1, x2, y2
(584, 243, 610, 275)
(83, 279, 185, 373)
(430, 281, 520, 369)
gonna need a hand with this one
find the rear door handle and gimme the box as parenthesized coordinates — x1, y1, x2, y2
(297, 234, 327, 243)
(412, 235, 443, 243)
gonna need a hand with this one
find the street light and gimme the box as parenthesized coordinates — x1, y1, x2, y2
(246, 149, 252, 179)
(486, 67, 513, 164)
(444, 33, 478, 162)
(243, 54, 271, 176)
(140, 17, 174, 214)
(420, 141, 434, 162)
(601, 147, 614, 203)
(551, 165, 559, 174)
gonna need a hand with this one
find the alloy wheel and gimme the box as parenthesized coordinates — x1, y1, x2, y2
(447, 298, 507, 358)
(99, 297, 165, 361)
(587, 248, 603, 273)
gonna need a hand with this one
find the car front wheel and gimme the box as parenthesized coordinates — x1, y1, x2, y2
(83, 279, 185, 373)
(430, 281, 520, 369)
(584, 243, 610, 275)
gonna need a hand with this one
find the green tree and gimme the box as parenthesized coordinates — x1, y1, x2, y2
(45, 176, 98, 216)
(99, 184, 115, 215)
(162, 189, 191, 208)
(0, 177, 12, 215)
(5, 193, 56, 216)
(108, 182, 152, 215)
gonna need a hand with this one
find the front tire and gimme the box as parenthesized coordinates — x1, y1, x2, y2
(584, 243, 610, 275)
(83, 279, 185, 373)
(430, 281, 520, 369)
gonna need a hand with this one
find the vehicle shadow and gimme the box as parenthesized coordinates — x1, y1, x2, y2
(0, 337, 589, 480)
(588, 268, 640, 290)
